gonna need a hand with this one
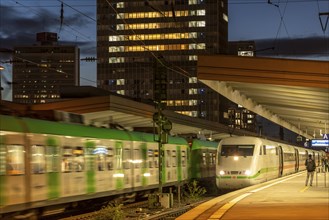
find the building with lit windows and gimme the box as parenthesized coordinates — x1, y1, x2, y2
(97, 0, 228, 122)
(228, 41, 255, 57)
(12, 32, 80, 104)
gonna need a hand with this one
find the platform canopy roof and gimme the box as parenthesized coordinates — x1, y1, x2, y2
(197, 55, 329, 140)
(9, 95, 255, 141)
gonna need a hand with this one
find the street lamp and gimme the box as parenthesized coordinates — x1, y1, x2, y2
(0, 65, 4, 100)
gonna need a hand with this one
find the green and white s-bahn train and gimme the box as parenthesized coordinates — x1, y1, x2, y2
(216, 136, 326, 190)
(0, 114, 218, 219)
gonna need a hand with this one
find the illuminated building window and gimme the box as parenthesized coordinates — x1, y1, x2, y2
(117, 90, 125, 95)
(189, 100, 198, 106)
(117, 2, 124, 8)
(189, 77, 198, 83)
(189, 32, 197, 38)
(117, 79, 125, 85)
(189, 88, 198, 95)
(197, 10, 205, 16)
(189, 55, 198, 61)
(223, 13, 228, 22)
(238, 51, 254, 57)
(109, 57, 124, 63)
(109, 36, 120, 41)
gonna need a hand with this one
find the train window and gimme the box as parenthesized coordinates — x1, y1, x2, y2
(238, 146, 254, 157)
(97, 154, 106, 171)
(221, 145, 254, 157)
(46, 145, 60, 172)
(123, 148, 131, 169)
(63, 147, 72, 156)
(154, 150, 159, 168)
(62, 157, 71, 172)
(0, 145, 6, 175)
(259, 147, 262, 155)
(133, 149, 141, 168)
(73, 147, 84, 172)
(7, 145, 25, 175)
(166, 150, 171, 167)
(172, 150, 177, 167)
(115, 146, 123, 170)
(62, 146, 73, 172)
(210, 153, 216, 165)
(31, 145, 46, 174)
(148, 149, 154, 168)
(182, 150, 186, 167)
(85, 147, 95, 171)
(263, 145, 267, 155)
(202, 152, 207, 165)
(284, 152, 294, 162)
(94, 145, 108, 171)
(107, 148, 114, 170)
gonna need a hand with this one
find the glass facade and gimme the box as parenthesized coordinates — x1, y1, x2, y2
(97, 0, 228, 122)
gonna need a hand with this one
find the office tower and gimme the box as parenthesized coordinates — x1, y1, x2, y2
(97, 0, 228, 122)
(12, 32, 80, 104)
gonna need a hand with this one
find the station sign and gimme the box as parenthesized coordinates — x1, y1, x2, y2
(311, 139, 329, 147)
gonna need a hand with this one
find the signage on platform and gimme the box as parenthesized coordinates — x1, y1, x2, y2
(311, 139, 329, 147)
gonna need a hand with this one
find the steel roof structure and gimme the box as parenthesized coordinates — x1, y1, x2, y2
(197, 55, 329, 140)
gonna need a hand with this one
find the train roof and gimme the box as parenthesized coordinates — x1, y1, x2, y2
(191, 139, 218, 150)
(0, 115, 187, 145)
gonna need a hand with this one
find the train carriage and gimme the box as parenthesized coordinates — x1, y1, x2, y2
(216, 136, 325, 190)
(0, 115, 189, 218)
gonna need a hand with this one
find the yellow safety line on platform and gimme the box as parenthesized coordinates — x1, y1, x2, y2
(208, 193, 252, 220)
(300, 186, 309, 192)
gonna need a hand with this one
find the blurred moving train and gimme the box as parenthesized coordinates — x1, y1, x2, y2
(216, 136, 326, 189)
(0, 114, 217, 219)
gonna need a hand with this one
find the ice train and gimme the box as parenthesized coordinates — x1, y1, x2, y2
(216, 136, 325, 189)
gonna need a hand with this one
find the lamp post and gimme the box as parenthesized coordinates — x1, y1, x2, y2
(0, 65, 4, 100)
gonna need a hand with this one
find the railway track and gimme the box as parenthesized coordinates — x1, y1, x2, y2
(57, 197, 214, 220)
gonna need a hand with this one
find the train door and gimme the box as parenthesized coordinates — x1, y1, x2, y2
(30, 143, 48, 202)
(94, 144, 114, 192)
(294, 148, 299, 172)
(2, 137, 27, 206)
(131, 144, 143, 189)
(61, 145, 86, 197)
(278, 146, 283, 177)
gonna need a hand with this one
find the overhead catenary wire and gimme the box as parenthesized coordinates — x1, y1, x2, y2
(10, 0, 94, 42)
(2, 0, 97, 85)
(270, 0, 295, 56)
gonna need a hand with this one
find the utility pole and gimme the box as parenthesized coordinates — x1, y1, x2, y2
(152, 56, 172, 194)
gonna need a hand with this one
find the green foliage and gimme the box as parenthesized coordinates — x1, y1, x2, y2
(93, 201, 125, 220)
(183, 179, 207, 202)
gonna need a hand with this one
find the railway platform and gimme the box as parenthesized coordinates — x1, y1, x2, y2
(176, 171, 329, 220)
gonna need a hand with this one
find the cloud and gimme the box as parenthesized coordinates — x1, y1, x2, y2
(0, 4, 96, 59)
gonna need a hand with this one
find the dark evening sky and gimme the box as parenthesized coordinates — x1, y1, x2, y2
(0, 0, 328, 100)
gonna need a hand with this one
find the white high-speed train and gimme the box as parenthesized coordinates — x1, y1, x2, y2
(216, 136, 325, 189)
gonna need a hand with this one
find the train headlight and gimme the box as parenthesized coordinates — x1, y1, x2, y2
(233, 156, 239, 161)
(219, 170, 225, 175)
(244, 170, 252, 176)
